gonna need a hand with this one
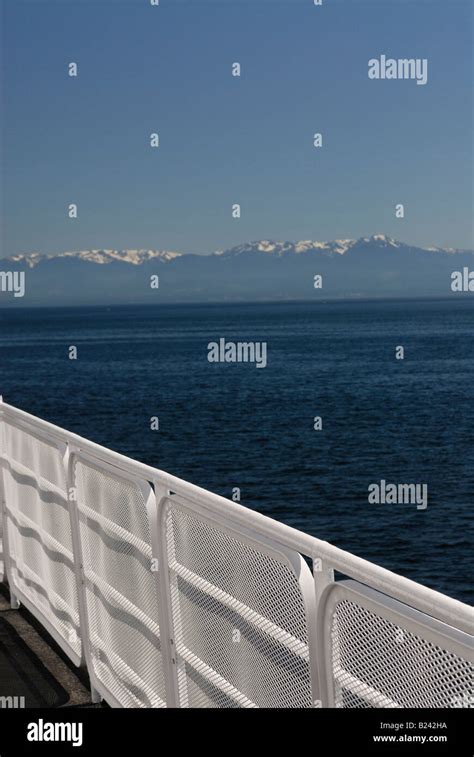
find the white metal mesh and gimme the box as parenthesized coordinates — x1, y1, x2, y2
(165, 502, 313, 708)
(75, 460, 166, 707)
(330, 599, 474, 708)
(1, 407, 473, 710)
(1, 422, 81, 658)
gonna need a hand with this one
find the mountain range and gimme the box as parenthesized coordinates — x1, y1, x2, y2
(1, 235, 473, 306)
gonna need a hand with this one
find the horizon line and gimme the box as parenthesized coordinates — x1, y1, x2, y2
(1, 295, 473, 312)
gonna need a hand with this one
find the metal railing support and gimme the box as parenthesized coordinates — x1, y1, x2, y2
(0, 397, 19, 609)
(152, 488, 181, 708)
(65, 444, 102, 703)
(312, 555, 335, 707)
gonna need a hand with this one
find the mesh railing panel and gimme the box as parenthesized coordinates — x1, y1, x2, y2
(1, 422, 81, 659)
(75, 460, 166, 707)
(330, 599, 474, 708)
(165, 502, 313, 708)
(1, 408, 473, 710)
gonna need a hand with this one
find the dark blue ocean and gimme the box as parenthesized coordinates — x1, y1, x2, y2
(0, 299, 472, 603)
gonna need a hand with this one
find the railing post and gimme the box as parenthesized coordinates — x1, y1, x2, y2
(148, 484, 181, 708)
(64, 443, 102, 704)
(312, 554, 334, 708)
(0, 397, 20, 609)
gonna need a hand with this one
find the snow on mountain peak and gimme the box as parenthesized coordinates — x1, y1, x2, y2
(7, 236, 466, 269)
(7, 249, 182, 268)
(362, 234, 401, 247)
(218, 239, 359, 258)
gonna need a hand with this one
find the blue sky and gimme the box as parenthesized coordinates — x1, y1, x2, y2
(1, 0, 472, 255)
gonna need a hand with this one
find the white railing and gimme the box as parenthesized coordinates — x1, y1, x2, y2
(0, 399, 472, 708)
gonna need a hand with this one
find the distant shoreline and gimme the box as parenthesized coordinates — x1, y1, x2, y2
(1, 295, 473, 312)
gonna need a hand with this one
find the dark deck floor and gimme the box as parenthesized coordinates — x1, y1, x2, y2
(0, 585, 103, 709)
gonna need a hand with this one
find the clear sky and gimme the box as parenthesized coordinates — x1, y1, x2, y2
(1, 0, 472, 256)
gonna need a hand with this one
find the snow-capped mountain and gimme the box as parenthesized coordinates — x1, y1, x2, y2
(214, 235, 469, 257)
(1, 236, 473, 306)
(214, 238, 358, 257)
(8, 249, 182, 268)
(5, 235, 470, 269)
